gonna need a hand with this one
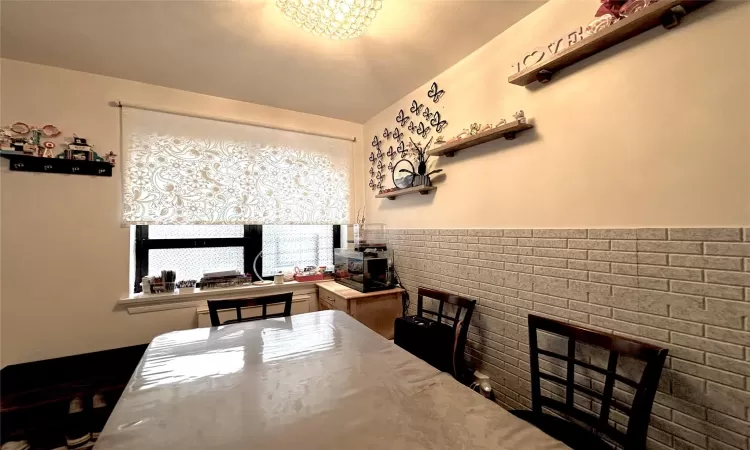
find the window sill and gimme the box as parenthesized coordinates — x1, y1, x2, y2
(117, 280, 328, 314)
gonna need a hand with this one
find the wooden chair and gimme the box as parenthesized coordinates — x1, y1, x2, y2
(207, 293, 293, 326)
(395, 287, 476, 377)
(511, 314, 668, 450)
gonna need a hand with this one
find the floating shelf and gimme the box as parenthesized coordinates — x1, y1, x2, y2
(508, 0, 712, 86)
(376, 185, 436, 200)
(0, 151, 113, 177)
(427, 120, 533, 157)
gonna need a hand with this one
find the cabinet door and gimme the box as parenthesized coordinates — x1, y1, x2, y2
(350, 294, 401, 339)
(318, 297, 336, 311)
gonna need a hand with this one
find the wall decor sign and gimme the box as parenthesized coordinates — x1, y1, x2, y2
(509, 27, 584, 75)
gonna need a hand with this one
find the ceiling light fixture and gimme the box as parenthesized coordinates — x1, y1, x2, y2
(276, 0, 383, 40)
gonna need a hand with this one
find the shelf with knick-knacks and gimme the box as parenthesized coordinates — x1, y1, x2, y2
(0, 123, 116, 177)
(427, 111, 533, 158)
(376, 185, 437, 200)
(507, 0, 713, 86)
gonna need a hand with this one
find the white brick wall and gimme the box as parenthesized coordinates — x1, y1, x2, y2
(388, 228, 750, 450)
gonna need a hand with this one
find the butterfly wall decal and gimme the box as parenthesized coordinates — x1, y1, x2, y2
(376, 181, 383, 190)
(369, 152, 375, 163)
(396, 109, 410, 127)
(423, 106, 434, 122)
(430, 111, 448, 133)
(416, 122, 431, 138)
(396, 141, 406, 155)
(427, 81, 445, 103)
(392, 127, 404, 142)
(377, 171, 386, 181)
(388, 161, 394, 171)
(369, 179, 375, 190)
(371, 135, 382, 150)
(387, 146, 396, 159)
(410, 100, 424, 116)
(376, 160, 384, 170)
(369, 167, 375, 176)
(376, 148, 383, 159)
(407, 121, 417, 134)
(383, 128, 392, 140)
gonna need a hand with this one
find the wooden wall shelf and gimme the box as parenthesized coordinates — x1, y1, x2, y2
(427, 120, 533, 157)
(0, 152, 113, 177)
(376, 185, 436, 200)
(508, 0, 712, 86)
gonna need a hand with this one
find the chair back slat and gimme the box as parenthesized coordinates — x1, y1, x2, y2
(414, 287, 477, 377)
(527, 314, 668, 450)
(565, 337, 576, 408)
(598, 351, 620, 426)
(540, 397, 628, 443)
(207, 293, 294, 326)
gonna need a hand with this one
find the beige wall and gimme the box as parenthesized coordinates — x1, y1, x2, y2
(0, 59, 363, 367)
(363, 0, 750, 228)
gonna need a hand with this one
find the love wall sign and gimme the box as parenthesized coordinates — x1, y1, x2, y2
(509, 27, 584, 74)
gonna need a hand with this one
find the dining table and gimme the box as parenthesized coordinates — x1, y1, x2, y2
(94, 310, 568, 449)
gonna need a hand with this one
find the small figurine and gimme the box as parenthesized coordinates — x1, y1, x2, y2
(104, 151, 118, 166)
(42, 124, 61, 137)
(480, 124, 493, 132)
(30, 129, 41, 146)
(469, 123, 482, 135)
(0, 129, 13, 151)
(62, 135, 95, 161)
(435, 135, 446, 145)
(495, 119, 507, 128)
(513, 111, 526, 124)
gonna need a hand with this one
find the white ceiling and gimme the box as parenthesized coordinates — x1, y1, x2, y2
(1, 0, 544, 123)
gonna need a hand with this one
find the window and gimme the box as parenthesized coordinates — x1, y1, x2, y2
(262, 225, 334, 276)
(132, 225, 340, 293)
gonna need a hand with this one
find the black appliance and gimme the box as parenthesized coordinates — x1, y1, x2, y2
(333, 248, 390, 293)
(394, 316, 457, 374)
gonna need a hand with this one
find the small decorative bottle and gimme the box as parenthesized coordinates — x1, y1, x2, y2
(141, 277, 151, 295)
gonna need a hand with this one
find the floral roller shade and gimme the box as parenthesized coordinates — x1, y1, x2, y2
(121, 107, 351, 225)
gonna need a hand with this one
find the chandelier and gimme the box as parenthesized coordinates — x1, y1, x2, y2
(276, 0, 384, 40)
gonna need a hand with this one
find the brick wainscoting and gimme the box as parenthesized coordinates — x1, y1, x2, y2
(388, 228, 750, 450)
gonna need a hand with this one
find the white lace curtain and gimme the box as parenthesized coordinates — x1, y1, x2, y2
(121, 107, 352, 225)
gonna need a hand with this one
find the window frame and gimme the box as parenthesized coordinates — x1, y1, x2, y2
(133, 225, 341, 293)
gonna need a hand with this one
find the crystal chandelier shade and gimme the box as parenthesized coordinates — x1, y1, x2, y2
(276, 0, 384, 40)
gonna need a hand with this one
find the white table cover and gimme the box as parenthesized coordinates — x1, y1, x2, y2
(95, 310, 568, 449)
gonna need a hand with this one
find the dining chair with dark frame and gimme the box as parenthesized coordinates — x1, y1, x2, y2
(207, 293, 293, 326)
(399, 287, 476, 377)
(511, 314, 668, 450)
